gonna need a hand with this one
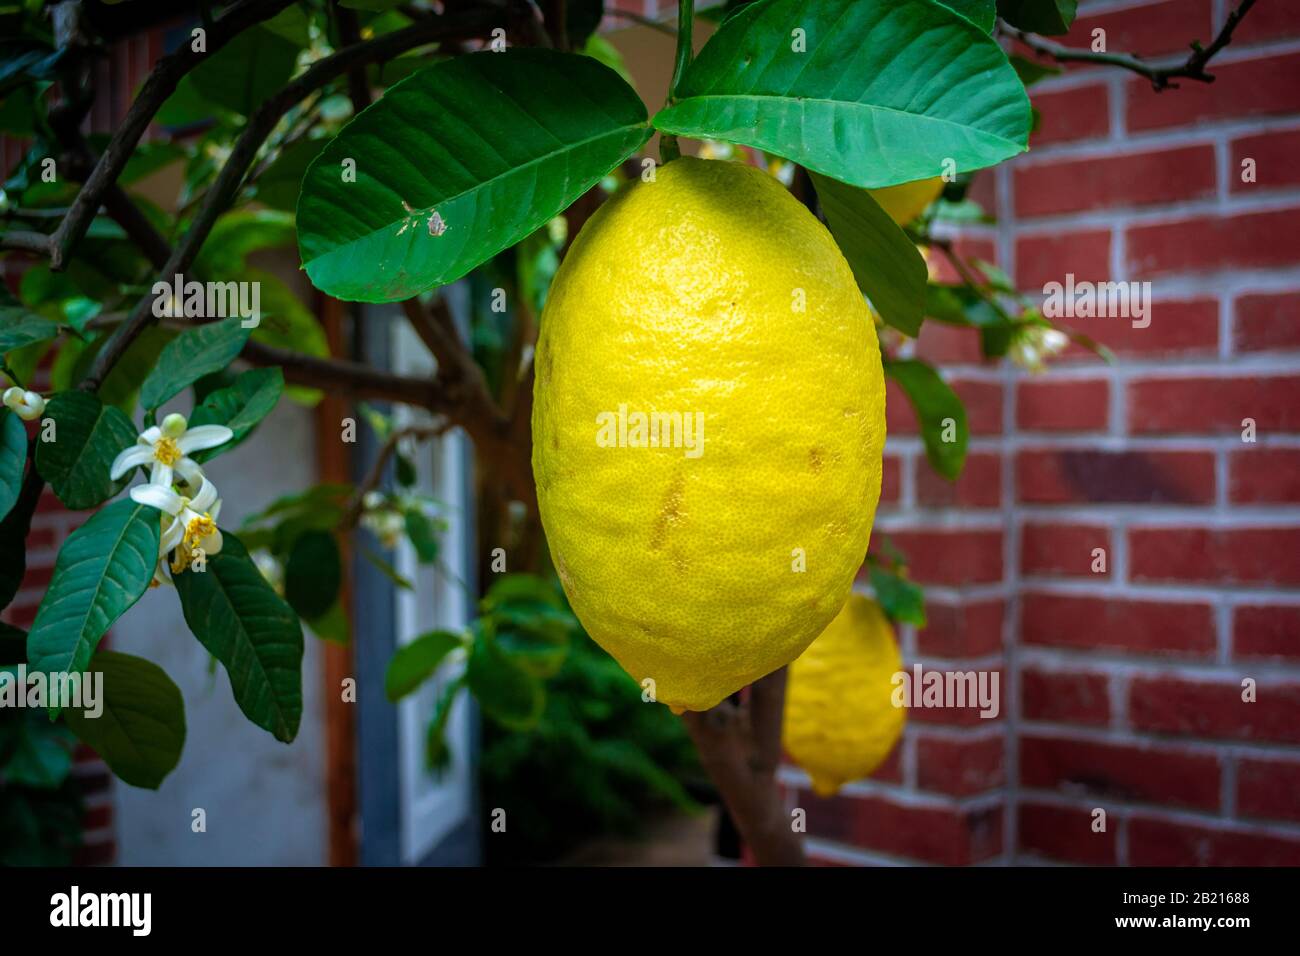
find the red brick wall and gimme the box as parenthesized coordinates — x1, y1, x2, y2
(786, 0, 1300, 866)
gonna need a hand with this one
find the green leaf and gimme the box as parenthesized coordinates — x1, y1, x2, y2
(360, 545, 412, 590)
(3, 714, 75, 789)
(305, 600, 350, 644)
(0, 291, 60, 354)
(252, 137, 328, 212)
(425, 675, 464, 771)
(297, 50, 652, 302)
(466, 632, 544, 731)
(811, 173, 927, 336)
(997, 0, 1077, 35)
(188, 367, 284, 462)
(196, 210, 296, 276)
(654, 0, 1031, 188)
(138, 317, 252, 411)
(0, 472, 37, 611)
(403, 509, 440, 564)
(26, 499, 160, 714)
(189, 26, 299, 118)
(173, 532, 304, 743)
(283, 529, 340, 620)
(869, 563, 927, 627)
(245, 269, 327, 405)
(939, 0, 996, 32)
(0, 410, 25, 523)
(63, 651, 186, 790)
(34, 391, 138, 510)
(883, 359, 968, 480)
(1010, 53, 1063, 86)
(385, 629, 462, 702)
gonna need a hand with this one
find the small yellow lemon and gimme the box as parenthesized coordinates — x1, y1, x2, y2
(868, 176, 945, 226)
(532, 157, 886, 712)
(783, 593, 905, 796)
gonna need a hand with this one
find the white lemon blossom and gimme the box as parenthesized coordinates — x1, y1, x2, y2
(1009, 326, 1070, 372)
(110, 412, 232, 487)
(131, 477, 224, 581)
(3, 386, 46, 421)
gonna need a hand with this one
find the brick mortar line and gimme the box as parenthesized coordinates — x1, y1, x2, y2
(1012, 192, 1300, 232)
(1016, 787, 1300, 836)
(1016, 117, 1300, 164)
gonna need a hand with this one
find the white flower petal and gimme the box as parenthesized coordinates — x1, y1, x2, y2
(160, 518, 184, 555)
(140, 426, 162, 444)
(177, 425, 233, 453)
(210, 498, 222, 523)
(203, 529, 223, 555)
(110, 445, 155, 480)
(147, 460, 174, 488)
(131, 483, 184, 515)
(190, 478, 219, 513)
(174, 457, 205, 486)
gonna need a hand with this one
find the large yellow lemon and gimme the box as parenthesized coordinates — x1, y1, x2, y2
(783, 594, 905, 796)
(531, 157, 886, 712)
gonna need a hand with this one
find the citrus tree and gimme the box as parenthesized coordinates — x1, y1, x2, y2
(0, 0, 1254, 865)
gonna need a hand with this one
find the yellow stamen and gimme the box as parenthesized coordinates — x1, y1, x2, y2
(170, 550, 188, 574)
(185, 514, 216, 547)
(154, 436, 183, 466)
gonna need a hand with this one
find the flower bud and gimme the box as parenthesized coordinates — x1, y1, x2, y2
(161, 412, 188, 438)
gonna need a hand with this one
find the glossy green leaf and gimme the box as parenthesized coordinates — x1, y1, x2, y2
(0, 410, 25, 523)
(385, 629, 462, 702)
(0, 472, 37, 611)
(3, 713, 75, 789)
(0, 293, 60, 354)
(283, 529, 340, 620)
(883, 358, 968, 480)
(34, 391, 138, 510)
(173, 533, 304, 743)
(939, 0, 996, 31)
(812, 172, 927, 336)
(466, 633, 544, 731)
(869, 563, 927, 627)
(997, 0, 1077, 35)
(26, 499, 160, 714)
(138, 317, 252, 411)
(188, 367, 284, 462)
(297, 49, 652, 302)
(63, 651, 186, 790)
(654, 0, 1031, 188)
(189, 26, 299, 117)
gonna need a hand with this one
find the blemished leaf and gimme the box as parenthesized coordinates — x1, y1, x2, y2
(26, 499, 160, 715)
(883, 358, 968, 480)
(34, 391, 138, 510)
(173, 533, 304, 743)
(811, 173, 927, 336)
(385, 629, 463, 702)
(283, 529, 341, 621)
(869, 564, 927, 627)
(138, 317, 252, 411)
(997, 0, 1078, 35)
(188, 367, 284, 462)
(654, 0, 1031, 188)
(466, 633, 545, 731)
(0, 410, 25, 524)
(189, 25, 299, 118)
(297, 50, 652, 302)
(939, 0, 997, 32)
(63, 651, 186, 790)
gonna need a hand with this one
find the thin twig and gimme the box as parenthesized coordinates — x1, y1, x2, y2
(998, 0, 1257, 91)
(49, 0, 299, 270)
(341, 423, 451, 530)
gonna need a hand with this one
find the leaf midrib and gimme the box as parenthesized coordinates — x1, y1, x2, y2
(658, 93, 1026, 149)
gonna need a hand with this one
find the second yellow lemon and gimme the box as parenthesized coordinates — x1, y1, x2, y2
(868, 176, 945, 226)
(784, 593, 906, 796)
(532, 157, 887, 712)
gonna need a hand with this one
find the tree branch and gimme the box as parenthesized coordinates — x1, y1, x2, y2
(79, 5, 499, 394)
(999, 0, 1257, 91)
(49, 0, 299, 270)
(340, 423, 451, 530)
(682, 671, 806, 867)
